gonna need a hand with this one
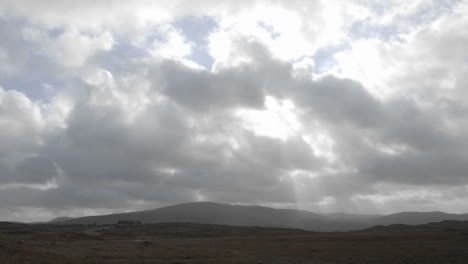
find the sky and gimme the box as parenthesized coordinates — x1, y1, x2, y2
(1, 0, 468, 222)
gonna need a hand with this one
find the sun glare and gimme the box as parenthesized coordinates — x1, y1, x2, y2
(236, 96, 301, 140)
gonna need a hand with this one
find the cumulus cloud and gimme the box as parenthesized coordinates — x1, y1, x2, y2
(1, 0, 468, 221)
(0, 88, 42, 156)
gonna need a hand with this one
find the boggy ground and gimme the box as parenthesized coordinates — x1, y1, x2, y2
(1, 221, 468, 264)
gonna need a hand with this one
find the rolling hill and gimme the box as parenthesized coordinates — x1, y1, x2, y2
(52, 202, 468, 232)
(372, 211, 468, 226)
(54, 202, 368, 231)
(48, 216, 74, 223)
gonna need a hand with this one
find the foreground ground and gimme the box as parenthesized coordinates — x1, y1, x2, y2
(1, 221, 468, 263)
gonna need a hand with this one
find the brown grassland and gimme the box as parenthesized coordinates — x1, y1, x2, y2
(1, 221, 468, 263)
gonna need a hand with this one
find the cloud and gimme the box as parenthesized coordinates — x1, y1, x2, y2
(0, 88, 42, 156)
(0, 18, 37, 76)
(153, 59, 267, 111)
(1, 0, 468, 221)
(24, 28, 115, 69)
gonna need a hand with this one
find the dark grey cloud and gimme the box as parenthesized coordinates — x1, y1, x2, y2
(293, 76, 385, 128)
(11, 156, 57, 183)
(153, 60, 266, 111)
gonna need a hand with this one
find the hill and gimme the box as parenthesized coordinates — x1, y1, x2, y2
(372, 211, 468, 226)
(364, 220, 468, 232)
(52, 202, 468, 231)
(48, 216, 74, 223)
(54, 202, 367, 231)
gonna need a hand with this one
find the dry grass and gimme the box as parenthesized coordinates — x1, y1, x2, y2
(1, 222, 468, 263)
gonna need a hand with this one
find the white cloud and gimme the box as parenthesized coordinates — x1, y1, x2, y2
(331, 1, 468, 99)
(0, 88, 43, 156)
(150, 25, 192, 59)
(208, 0, 347, 66)
(236, 96, 301, 140)
(23, 27, 114, 68)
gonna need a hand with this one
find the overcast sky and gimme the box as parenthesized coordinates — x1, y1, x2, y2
(1, 0, 468, 222)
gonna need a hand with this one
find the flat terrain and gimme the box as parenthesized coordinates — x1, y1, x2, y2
(1, 221, 468, 263)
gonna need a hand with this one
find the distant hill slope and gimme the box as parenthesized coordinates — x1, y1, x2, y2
(52, 202, 468, 232)
(54, 202, 368, 231)
(324, 212, 381, 221)
(373, 211, 468, 226)
(48, 217, 74, 223)
(364, 220, 468, 232)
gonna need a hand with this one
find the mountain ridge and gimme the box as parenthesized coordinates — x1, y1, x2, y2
(51, 202, 468, 232)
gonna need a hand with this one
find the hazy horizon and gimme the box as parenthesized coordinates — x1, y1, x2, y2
(1, 0, 468, 222)
(6, 200, 468, 224)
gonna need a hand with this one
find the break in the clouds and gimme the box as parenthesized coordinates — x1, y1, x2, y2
(1, 0, 468, 222)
